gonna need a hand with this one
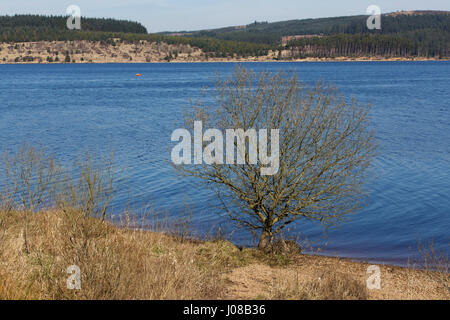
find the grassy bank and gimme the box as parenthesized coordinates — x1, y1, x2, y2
(0, 208, 448, 300)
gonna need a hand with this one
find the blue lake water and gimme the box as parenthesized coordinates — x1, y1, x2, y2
(0, 61, 449, 265)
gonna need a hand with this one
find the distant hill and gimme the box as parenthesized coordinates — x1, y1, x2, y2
(159, 11, 449, 58)
(162, 10, 450, 45)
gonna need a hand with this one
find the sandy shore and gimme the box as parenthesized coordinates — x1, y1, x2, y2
(226, 253, 449, 299)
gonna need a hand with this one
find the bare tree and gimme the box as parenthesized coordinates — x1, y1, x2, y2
(175, 66, 376, 249)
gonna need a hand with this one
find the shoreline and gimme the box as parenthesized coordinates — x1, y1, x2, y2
(2, 57, 448, 65)
(305, 251, 411, 269)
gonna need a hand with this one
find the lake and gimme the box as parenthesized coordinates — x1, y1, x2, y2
(0, 61, 449, 265)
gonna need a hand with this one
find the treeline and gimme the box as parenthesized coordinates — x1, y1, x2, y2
(183, 12, 450, 45)
(0, 15, 148, 34)
(285, 30, 449, 58)
(162, 36, 270, 57)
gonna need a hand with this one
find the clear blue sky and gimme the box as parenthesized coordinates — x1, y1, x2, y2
(1, 0, 449, 32)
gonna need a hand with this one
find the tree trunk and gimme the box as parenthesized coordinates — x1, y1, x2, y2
(258, 228, 273, 250)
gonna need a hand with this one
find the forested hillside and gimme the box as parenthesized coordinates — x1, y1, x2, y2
(171, 11, 450, 44)
(165, 11, 450, 58)
(0, 12, 448, 60)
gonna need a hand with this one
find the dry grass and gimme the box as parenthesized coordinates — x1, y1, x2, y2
(0, 209, 224, 300)
(0, 209, 448, 300)
(0, 206, 286, 300)
(410, 240, 450, 294)
(268, 270, 368, 300)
